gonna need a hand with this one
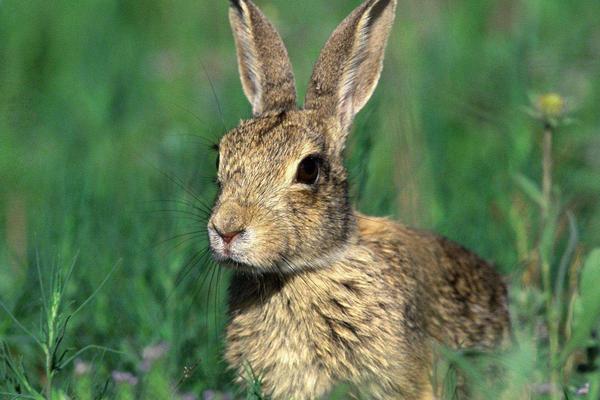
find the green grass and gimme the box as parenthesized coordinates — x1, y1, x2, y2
(1, 0, 600, 398)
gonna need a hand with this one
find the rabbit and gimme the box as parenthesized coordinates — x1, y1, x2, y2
(206, 0, 511, 398)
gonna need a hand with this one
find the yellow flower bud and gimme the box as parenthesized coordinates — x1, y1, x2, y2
(536, 93, 566, 119)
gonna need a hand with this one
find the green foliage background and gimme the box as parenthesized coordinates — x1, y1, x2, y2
(1, 0, 599, 398)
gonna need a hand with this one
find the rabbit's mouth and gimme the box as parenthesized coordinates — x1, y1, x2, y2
(211, 251, 280, 274)
(207, 224, 275, 271)
(207, 224, 247, 262)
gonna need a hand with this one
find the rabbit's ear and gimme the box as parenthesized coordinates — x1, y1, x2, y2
(304, 0, 397, 145)
(229, 0, 297, 116)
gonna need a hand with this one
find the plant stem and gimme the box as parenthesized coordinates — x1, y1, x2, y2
(44, 345, 53, 399)
(540, 123, 561, 400)
(542, 124, 552, 219)
(44, 294, 59, 398)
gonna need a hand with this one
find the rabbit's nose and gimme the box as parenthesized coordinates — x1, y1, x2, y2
(217, 229, 244, 245)
(210, 201, 247, 244)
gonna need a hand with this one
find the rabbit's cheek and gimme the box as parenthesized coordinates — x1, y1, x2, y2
(208, 227, 227, 259)
(232, 229, 275, 263)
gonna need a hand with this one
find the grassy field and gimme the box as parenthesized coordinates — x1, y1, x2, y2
(1, 0, 600, 398)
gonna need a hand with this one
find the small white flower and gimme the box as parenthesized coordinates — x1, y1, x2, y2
(112, 371, 139, 386)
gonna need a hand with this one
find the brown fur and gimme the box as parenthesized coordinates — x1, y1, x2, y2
(206, 1, 511, 399)
(229, 0, 297, 115)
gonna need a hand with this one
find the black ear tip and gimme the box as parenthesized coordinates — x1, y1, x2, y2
(229, 0, 244, 14)
(368, 0, 393, 26)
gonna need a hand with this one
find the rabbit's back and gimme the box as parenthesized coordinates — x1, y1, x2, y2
(358, 215, 511, 349)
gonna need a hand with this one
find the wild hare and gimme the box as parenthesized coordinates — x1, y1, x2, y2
(207, 0, 511, 398)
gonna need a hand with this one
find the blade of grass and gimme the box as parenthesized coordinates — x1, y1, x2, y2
(0, 300, 42, 348)
(71, 259, 122, 318)
(58, 345, 129, 370)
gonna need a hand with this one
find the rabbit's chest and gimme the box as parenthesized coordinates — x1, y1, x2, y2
(225, 290, 339, 398)
(224, 272, 402, 398)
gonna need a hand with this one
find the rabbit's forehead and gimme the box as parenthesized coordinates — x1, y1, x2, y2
(220, 115, 325, 174)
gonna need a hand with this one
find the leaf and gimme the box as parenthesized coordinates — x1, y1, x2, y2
(561, 249, 600, 362)
(513, 174, 545, 208)
(590, 370, 600, 400)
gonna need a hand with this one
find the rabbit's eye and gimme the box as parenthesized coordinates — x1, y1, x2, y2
(296, 156, 320, 185)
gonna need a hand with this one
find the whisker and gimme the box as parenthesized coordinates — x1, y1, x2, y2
(184, 250, 216, 296)
(168, 247, 212, 299)
(162, 132, 219, 149)
(165, 236, 207, 259)
(183, 255, 219, 322)
(204, 261, 219, 330)
(145, 208, 209, 222)
(213, 265, 224, 334)
(170, 194, 214, 218)
(149, 167, 211, 214)
(164, 101, 222, 145)
(154, 230, 207, 251)
(149, 199, 213, 218)
(200, 60, 228, 133)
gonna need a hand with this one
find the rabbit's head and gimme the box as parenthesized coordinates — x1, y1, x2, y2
(209, 0, 397, 273)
